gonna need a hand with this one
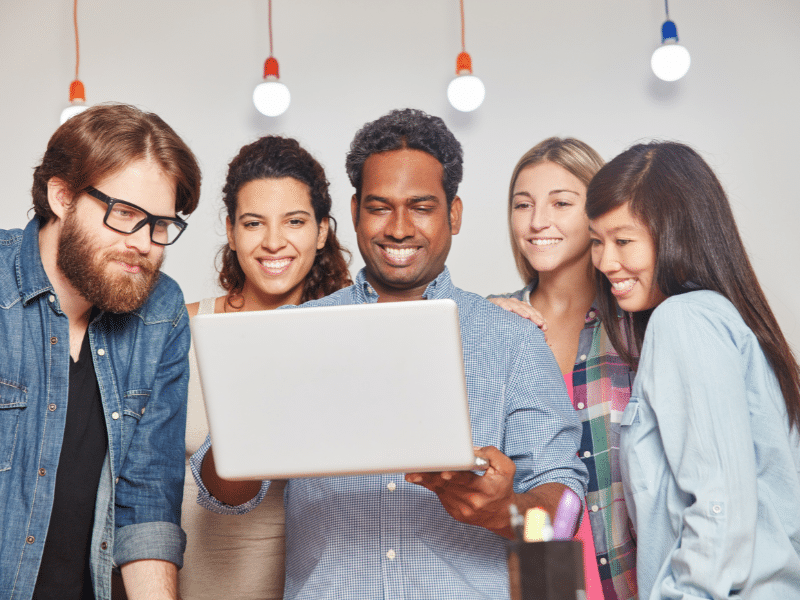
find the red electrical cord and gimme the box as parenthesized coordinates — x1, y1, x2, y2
(459, 0, 466, 53)
(73, 0, 80, 80)
(268, 0, 274, 57)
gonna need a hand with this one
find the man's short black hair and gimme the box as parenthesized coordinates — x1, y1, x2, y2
(345, 108, 463, 207)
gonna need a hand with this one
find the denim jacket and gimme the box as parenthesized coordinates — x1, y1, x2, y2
(0, 219, 189, 600)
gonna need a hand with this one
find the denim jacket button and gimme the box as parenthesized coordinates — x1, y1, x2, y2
(111, 412, 120, 420)
(50, 336, 57, 345)
(48, 403, 57, 411)
(38, 468, 46, 476)
(48, 295, 55, 303)
(97, 348, 106, 356)
(101, 541, 108, 550)
(26, 536, 35, 544)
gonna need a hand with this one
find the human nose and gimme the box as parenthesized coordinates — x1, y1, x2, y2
(530, 204, 550, 231)
(260, 225, 287, 252)
(125, 223, 153, 254)
(386, 208, 414, 241)
(593, 242, 619, 275)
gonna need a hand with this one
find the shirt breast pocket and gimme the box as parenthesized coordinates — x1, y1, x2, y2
(618, 398, 650, 494)
(0, 379, 27, 472)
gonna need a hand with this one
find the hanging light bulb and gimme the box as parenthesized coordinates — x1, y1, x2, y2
(253, 0, 290, 117)
(253, 57, 291, 117)
(447, 0, 485, 112)
(448, 51, 485, 113)
(60, 0, 89, 124)
(651, 1, 690, 82)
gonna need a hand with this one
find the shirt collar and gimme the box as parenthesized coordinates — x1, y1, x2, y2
(18, 217, 55, 306)
(353, 266, 454, 303)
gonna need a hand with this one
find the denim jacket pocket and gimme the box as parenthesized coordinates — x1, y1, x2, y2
(0, 379, 27, 472)
(619, 398, 649, 494)
(120, 389, 150, 455)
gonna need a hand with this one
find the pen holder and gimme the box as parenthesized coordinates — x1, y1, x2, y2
(508, 540, 585, 600)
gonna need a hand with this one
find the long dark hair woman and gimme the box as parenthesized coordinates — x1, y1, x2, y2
(180, 136, 352, 600)
(586, 141, 800, 599)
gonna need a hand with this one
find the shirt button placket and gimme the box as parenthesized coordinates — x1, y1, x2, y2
(380, 474, 402, 600)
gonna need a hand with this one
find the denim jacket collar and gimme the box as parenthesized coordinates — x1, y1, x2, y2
(17, 217, 55, 307)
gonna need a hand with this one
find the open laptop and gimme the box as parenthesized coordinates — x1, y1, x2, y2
(190, 299, 477, 480)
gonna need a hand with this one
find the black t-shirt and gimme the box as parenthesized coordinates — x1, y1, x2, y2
(33, 325, 108, 600)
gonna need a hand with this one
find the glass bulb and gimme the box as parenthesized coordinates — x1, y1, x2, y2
(60, 103, 88, 124)
(253, 80, 291, 117)
(447, 74, 485, 112)
(651, 43, 691, 82)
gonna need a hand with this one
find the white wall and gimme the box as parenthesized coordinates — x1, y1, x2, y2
(2, 0, 798, 352)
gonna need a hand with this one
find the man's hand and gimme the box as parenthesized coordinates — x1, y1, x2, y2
(405, 446, 517, 538)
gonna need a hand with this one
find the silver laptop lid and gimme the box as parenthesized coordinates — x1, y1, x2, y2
(191, 299, 476, 479)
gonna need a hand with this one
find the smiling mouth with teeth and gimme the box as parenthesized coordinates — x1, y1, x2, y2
(383, 247, 418, 260)
(259, 258, 293, 273)
(529, 238, 562, 247)
(610, 278, 636, 295)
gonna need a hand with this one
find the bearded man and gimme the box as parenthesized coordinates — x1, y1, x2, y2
(0, 104, 201, 600)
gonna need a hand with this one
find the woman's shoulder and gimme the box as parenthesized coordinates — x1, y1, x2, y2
(186, 296, 222, 318)
(649, 290, 745, 336)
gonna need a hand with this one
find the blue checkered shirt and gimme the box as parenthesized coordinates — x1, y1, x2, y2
(191, 267, 587, 600)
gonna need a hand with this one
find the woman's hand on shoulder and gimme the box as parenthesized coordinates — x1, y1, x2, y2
(488, 297, 548, 335)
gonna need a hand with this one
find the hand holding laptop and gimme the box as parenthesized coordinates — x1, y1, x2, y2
(405, 445, 517, 534)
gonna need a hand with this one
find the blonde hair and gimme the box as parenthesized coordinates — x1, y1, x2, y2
(507, 137, 605, 284)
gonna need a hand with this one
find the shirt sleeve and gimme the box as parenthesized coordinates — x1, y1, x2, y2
(638, 298, 757, 598)
(189, 434, 272, 515)
(113, 305, 191, 568)
(505, 323, 588, 501)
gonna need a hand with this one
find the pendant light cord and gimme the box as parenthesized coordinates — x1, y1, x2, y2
(664, 0, 670, 20)
(73, 0, 80, 80)
(268, 0, 274, 58)
(459, 0, 466, 52)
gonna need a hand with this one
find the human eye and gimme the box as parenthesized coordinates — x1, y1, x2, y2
(589, 237, 602, 246)
(512, 201, 532, 210)
(365, 203, 389, 214)
(616, 238, 632, 246)
(287, 217, 308, 227)
(554, 200, 572, 208)
(242, 220, 262, 229)
(111, 205, 140, 220)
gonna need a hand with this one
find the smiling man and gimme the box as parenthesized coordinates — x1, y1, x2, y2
(193, 108, 586, 599)
(0, 104, 201, 600)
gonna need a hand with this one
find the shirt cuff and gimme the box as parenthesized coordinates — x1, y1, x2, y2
(114, 521, 186, 568)
(189, 434, 271, 515)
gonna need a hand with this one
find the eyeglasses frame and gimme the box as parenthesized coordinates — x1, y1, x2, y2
(84, 186, 188, 246)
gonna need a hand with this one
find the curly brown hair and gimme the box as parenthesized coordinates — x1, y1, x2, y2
(218, 136, 352, 304)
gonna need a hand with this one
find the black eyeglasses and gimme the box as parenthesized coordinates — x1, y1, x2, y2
(85, 187, 188, 246)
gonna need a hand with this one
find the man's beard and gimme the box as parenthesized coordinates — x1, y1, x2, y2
(57, 213, 163, 314)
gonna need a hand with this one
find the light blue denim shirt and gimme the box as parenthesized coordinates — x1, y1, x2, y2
(620, 290, 800, 599)
(192, 267, 588, 600)
(0, 219, 189, 600)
